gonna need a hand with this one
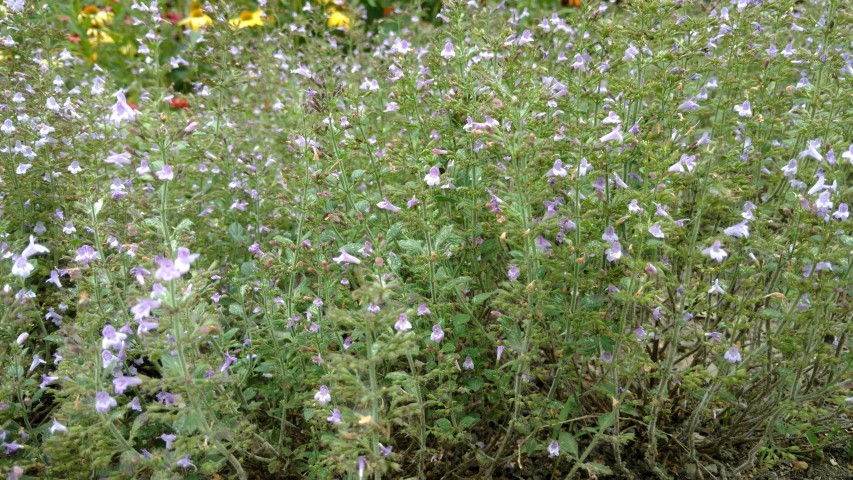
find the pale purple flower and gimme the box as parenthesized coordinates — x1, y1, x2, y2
(424, 166, 441, 186)
(333, 248, 361, 265)
(28, 354, 46, 373)
(734, 100, 752, 117)
(546, 159, 568, 177)
(441, 41, 455, 60)
(723, 221, 750, 238)
(507, 264, 520, 281)
(623, 43, 639, 61)
(75, 245, 100, 264)
(799, 139, 823, 161)
(113, 376, 142, 395)
(174, 247, 199, 274)
(781, 158, 797, 177)
(648, 224, 665, 239)
(417, 303, 430, 316)
(314, 385, 331, 405)
(129, 397, 142, 411)
(11, 255, 34, 278)
(95, 391, 117, 413)
(605, 242, 622, 262)
(154, 258, 181, 281)
(379, 443, 393, 457)
(50, 419, 67, 434)
(110, 91, 137, 127)
(376, 197, 401, 212)
(131, 298, 160, 320)
(535, 235, 552, 252)
(701, 241, 728, 262)
(599, 351, 613, 363)
(430, 324, 444, 343)
(407, 195, 421, 208)
(679, 98, 699, 111)
(394, 313, 412, 332)
(358, 456, 367, 480)
(842, 143, 853, 164)
(724, 346, 742, 363)
(101, 325, 127, 351)
(177, 455, 195, 469)
(496, 345, 505, 361)
(462, 356, 474, 370)
(547, 439, 560, 457)
(600, 125, 623, 144)
(21, 236, 49, 258)
(628, 199, 643, 214)
(15, 332, 28, 345)
(105, 151, 131, 167)
(160, 433, 177, 450)
(634, 326, 646, 341)
(708, 279, 726, 295)
(602, 226, 618, 243)
(327, 408, 342, 424)
(833, 203, 849, 220)
(156, 165, 174, 180)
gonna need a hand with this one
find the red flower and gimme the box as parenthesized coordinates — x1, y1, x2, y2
(165, 11, 183, 24)
(169, 98, 190, 109)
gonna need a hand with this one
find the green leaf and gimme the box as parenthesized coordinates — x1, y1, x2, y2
(435, 418, 453, 431)
(472, 291, 494, 306)
(397, 239, 424, 255)
(459, 415, 479, 429)
(559, 432, 579, 457)
(176, 409, 205, 434)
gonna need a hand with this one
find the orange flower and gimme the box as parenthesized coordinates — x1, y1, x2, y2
(169, 97, 190, 109)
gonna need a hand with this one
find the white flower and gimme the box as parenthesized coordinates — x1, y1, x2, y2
(734, 100, 752, 117)
(109, 91, 137, 127)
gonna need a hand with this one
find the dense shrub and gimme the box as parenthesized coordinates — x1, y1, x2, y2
(1, 0, 851, 478)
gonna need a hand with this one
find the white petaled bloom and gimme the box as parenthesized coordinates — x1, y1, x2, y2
(1, 119, 15, 134)
(648, 224, 665, 239)
(799, 139, 823, 162)
(547, 440, 560, 458)
(724, 346, 742, 363)
(314, 385, 331, 405)
(109, 91, 137, 127)
(376, 197, 401, 213)
(11, 255, 34, 278)
(628, 199, 643, 214)
(394, 314, 412, 332)
(332, 248, 361, 265)
(708, 279, 726, 295)
(734, 100, 752, 117)
(605, 241, 622, 262)
(599, 125, 623, 144)
(723, 221, 750, 238)
(841, 143, 853, 164)
(701, 241, 728, 263)
(441, 41, 455, 60)
(50, 419, 67, 434)
(22, 236, 49, 258)
(601, 111, 621, 125)
(424, 166, 441, 186)
(546, 159, 567, 177)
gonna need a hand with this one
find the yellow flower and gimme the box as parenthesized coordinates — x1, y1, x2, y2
(78, 6, 114, 28)
(228, 9, 269, 30)
(87, 27, 114, 47)
(120, 43, 137, 57)
(326, 9, 351, 31)
(178, 8, 213, 30)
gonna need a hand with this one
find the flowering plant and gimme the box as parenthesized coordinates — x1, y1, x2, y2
(0, 0, 851, 478)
